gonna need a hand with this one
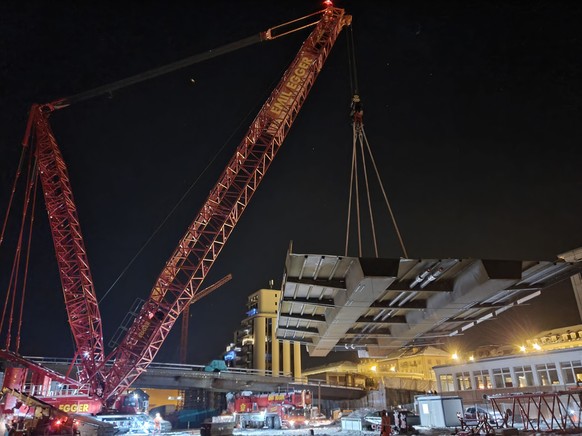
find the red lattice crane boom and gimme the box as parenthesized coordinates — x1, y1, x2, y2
(22, 104, 105, 391)
(101, 5, 351, 402)
(1, 3, 350, 410)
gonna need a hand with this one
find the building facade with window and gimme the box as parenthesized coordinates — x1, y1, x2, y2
(223, 288, 303, 378)
(433, 346, 582, 404)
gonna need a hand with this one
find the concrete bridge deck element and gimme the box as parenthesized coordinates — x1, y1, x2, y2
(278, 251, 582, 358)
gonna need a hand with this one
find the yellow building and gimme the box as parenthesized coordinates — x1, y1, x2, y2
(228, 288, 302, 378)
(303, 346, 453, 388)
(370, 346, 453, 381)
(525, 324, 582, 352)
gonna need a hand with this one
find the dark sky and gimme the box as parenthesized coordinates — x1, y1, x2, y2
(1, 1, 581, 369)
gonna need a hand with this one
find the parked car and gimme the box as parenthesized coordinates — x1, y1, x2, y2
(363, 410, 383, 430)
(464, 406, 504, 425)
(308, 412, 334, 427)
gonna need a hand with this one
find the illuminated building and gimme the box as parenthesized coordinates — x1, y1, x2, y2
(301, 347, 455, 408)
(432, 324, 582, 404)
(224, 288, 303, 378)
(373, 346, 453, 382)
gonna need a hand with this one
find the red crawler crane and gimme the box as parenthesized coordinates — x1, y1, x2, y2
(23, 103, 105, 393)
(1, 2, 351, 413)
(100, 5, 351, 404)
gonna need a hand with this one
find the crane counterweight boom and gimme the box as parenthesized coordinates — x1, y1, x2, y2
(48, 9, 334, 110)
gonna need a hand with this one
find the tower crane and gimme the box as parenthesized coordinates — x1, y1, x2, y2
(1, 1, 351, 415)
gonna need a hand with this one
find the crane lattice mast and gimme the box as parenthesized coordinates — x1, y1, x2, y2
(23, 104, 105, 391)
(101, 5, 351, 401)
(1, 3, 351, 407)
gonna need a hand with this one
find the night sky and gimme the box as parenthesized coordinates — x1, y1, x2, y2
(1, 1, 581, 368)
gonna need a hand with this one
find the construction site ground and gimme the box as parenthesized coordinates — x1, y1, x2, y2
(164, 426, 582, 435)
(160, 426, 491, 435)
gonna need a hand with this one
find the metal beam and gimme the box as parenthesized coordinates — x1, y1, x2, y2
(370, 300, 427, 309)
(280, 313, 326, 323)
(281, 296, 335, 307)
(286, 276, 346, 290)
(356, 315, 407, 324)
(278, 325, 319, 335)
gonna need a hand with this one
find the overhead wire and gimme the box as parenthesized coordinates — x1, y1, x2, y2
(92, 13, 324, 304)
(98, 125, 237, 304)
(99, 64, 286, 304)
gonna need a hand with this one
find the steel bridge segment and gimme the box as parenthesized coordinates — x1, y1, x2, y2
(277, 251, 582, 358)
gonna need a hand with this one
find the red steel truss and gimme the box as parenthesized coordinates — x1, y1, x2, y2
(4, 5, 350, 408)
(489, 389, 582, 433)
(101, 6, 351, 402)
(24, 104, 105, 391)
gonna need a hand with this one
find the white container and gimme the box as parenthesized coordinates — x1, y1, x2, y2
(417, 395, 463, 428)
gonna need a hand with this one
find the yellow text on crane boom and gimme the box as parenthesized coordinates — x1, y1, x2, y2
(266, 54, 315, 135)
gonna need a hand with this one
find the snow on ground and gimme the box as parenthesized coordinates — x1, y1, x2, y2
(167, 426, 455, 436)
(232, 427, 372, 436)
(231, 427, 455, 436)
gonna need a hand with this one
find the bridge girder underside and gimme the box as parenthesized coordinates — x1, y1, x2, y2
(277, 251, 582, 358)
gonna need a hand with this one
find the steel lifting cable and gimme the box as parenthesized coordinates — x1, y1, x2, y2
(344, 130, 356, 257)
(362, 129, 408, 258)
(16, 170, 39, 353)
(345, 25, 362, 256)
(99, 75, 278, 304)
(346, 25, 360, 98)
(0, 152, 23, 335)
(4, 136, 37, 350)
(344, 23, 408, 258)
(353, 134, 362, 256)
(357, 129, 379, 257)
(0, 126, 40, 351)
(0, 113, 37, 346)
(0, 147, 27, 248)
(98, 126, 236, 304)
(345, 24, 368, 257)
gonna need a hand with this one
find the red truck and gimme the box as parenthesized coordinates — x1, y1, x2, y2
(228, 390, 312, 429)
